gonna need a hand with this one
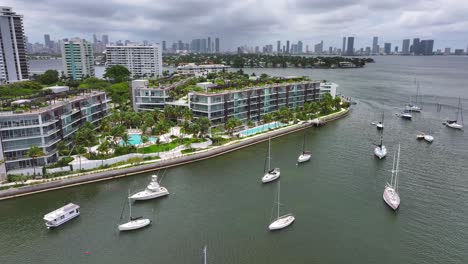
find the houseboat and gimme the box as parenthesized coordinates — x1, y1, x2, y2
(43, 203, 80, 228)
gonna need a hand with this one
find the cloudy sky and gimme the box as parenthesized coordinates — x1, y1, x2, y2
(5, 0, 468, 51)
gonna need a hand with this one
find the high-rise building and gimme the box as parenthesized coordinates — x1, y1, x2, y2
(207, 37, 211, 53)
(420, 40, 434, 56)
(106, 43, 162, 78)
(277, 41, 281, 53)
(201, 38, 207, 53)
(0, 7, 29, 83)
(346, 37, 354, 56)
(286, 40, 290, 53)
(329, 46, 333, 54)
(102, 35, 109, 45)
(162, 40, 166, 52)
(384, 43, 391, 55)
(314, 41, 323, 54)
(342, 37, 346, 55)
(402, 39, 410, 55)
(93, 34, 98, 44)
(412, 38, 420, 54)
(215, 38, 220, 53)
(297, 41, 303, 54)
(44, 34, 51, 48)
(61, 38, 94, 80)
(178, 40, 183, 51)
(372, 36, 378, 55)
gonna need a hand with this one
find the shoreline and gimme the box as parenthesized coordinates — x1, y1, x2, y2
(0, 108, 350, 201)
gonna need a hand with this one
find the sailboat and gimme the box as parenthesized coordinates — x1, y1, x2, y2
(376, 110, 384, 130)
(262, 137, 280, 183)
(118, 192, 151, 231)
(399, 109, 412, 120)
(374, 129, 387, 159)
(406, 81, 422, 112)
(297, 130, 311, 163)
(383, 145, 401, 210)
(445, 97, 464, 130)
(268, 181, 295, 231)
(424, 129, 434, 143)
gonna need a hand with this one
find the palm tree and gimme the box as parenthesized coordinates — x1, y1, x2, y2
(27, 146, 44, 177)
(225, 117, 242, 135)
(121, 133, 130, 147)
(97, 140, 110, 167)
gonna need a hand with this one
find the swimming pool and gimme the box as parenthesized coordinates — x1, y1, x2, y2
(239, 122, 285, 137)
(120, 134, 157, 146)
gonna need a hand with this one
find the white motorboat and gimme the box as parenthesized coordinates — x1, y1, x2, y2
(406, 104, 422, 112)
(262, 137, 280, 183)
(129, 175, 169, 201)
(424, 134, 434, 143)
(383, 145, 401, 210)
(44, 203, 80, 228)
(374, 132, 387, 159)
(118, 193, 151, 231)
(269, 181, 295, 231)
(445, 97, 464, 130)
(399, 110, 412, 120)
(297, 131, 311, 163)
(416, 132, 425, 140)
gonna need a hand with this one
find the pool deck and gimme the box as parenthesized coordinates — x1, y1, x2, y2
(0, 108, 351, 200)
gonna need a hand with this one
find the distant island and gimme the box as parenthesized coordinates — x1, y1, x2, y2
(163, 54, 374, 69)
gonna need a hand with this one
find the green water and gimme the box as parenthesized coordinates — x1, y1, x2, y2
(1, 56, 467, 264)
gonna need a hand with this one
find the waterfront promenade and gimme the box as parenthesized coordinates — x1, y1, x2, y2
(0, 108, 350, 200)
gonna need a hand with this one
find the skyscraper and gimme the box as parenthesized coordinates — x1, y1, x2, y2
(314, 41, 323, 54)
(0, 7, 29, 83)
(178, 40, 183, 51)
(93, 34, 98, 44)
(44, 34, 51, 48)
(402, 39, 410, 55)
(61, 38, 94, 80)
(201, 38, 207, 53)
(412, 38, 420, 54)
(106, 43, 162, 77)
(277, 41, 281, 53)
(162, 40, 166, 52)
(346, 37, 354, 56)
(420, 40, 434, 55)
(286, 40, 290, 53)
(384, 43, 391, 55)
(297, 41, 303, 54)
(102, 35, 109, 45)
(207, 37, 211, 53)
(215, 38, 220, 53)
(372, 36, 378, 55)
(342, 37, 346, 55)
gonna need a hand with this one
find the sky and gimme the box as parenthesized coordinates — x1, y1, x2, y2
(4, 0, 468, 51)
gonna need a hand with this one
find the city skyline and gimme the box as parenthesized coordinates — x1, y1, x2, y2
(3, 0, 468, 51)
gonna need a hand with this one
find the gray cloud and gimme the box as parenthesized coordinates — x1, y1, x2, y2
(4, 0, 468, 50)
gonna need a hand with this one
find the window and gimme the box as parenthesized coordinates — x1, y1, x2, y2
(61, 215, 65, 219)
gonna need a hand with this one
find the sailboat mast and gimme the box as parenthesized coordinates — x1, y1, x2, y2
(277, 181, 280, 219)
(268, 137, 271, 171)
(395, 145, 401, 191)
(128, 198, 132, 221)
(459, 97, 464, 125)
(390, 150, 396, 186)
(202, 246, 207, 264)
(302, 130, 306, 152)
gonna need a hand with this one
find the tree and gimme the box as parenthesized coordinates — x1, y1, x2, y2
(56, 141, 69, 156)
(105, 82, 130, 108)
(27, 146, 44, 177)
(194, 117, 211, 137)
(121, 133, 130, 147)
(38, 70, 59, 85)
(97, 140, 111, 156)
(225, 117, 242, 135)
(262, 113, 274, 124)
(103, 65, 131, 83)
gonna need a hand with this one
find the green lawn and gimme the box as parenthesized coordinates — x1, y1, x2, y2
(137, 138, 203, 154)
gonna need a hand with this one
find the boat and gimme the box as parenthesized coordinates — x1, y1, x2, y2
(297, 130, 311, 163)
(424, 134, 434, 143)
(445, 97, 464, 130)
(416, 132, 425, 140)
(118, 193, 151, 231)
(405, 81, 422, 112)
(399, 110, 412, 120)
(268, 181, 295, 231)
(262, 137, 280, 183)
(43, 203, 80, 228)
(376, 109, 384, 130)
(129, 175, 169, 201)
(374, 130, 387, 159)
(383, 145, 401, 210)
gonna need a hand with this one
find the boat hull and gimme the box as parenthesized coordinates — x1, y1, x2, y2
(297, 154, 311, 163)
(118, 219, 151, 231)
(374, 146, 387, 159)
(262, 169, 280, 183)
(383, 187, 400, 210)
(424, 135, 434, 142)
(400, 114, 412, 120)
(45, 213, 80, 228)
(129, 187, 169, 201)
(446, 122, 463, 130)
(269, 214, 295, 230)
(376, 124, 384, 130)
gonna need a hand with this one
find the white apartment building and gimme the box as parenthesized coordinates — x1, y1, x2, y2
(106, 44, 162, 78)
(176, 63, 230, 75)
(61, 38, 94, 80)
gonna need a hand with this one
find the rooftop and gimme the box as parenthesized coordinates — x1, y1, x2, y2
(43, 203, 79, 221)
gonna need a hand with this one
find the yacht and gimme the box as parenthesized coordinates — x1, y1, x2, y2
(269, 181, 295, 231)
(119, 194, 151, 231)
(129, 175, 169, 201)
(383, 145, 401, 210)
(374, 132, 387, 159)
(399, 110, 412, 120)
(43, 203, 80, 228)
(297, 131, 311, 163)
(445, 97, 464, 130)
(424, 134, 434, 143)
(262, 137, 280, 183)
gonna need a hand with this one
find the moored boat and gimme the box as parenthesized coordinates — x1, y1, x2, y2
(268, 181, 295, 231)
(43, 203, 80, 228)
(129, 175, 169, 201)
(262, 137, 280, 183)
(383, 145, 401, 210)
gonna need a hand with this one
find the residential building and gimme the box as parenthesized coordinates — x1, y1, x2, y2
(444, 48, 451, 55)
(0, 6, 29, 83)
(420, 40, 434, 55)
(342, 37, 346, 55)
(277, 41, 281, 53)
(346, 37, 354, 56)
(454, 49, 464, 55)
(215, 38, 220, 53)
(207, 37, 211, 53)
(102, 35, 109, 45)
(61, 38, 94, 80)
(44, 34, 51, 48)
(411, 38, 420, 54)
(286, 40, 290, 53)
(162, 40, 166, 52)
(132, 80, 174, 111)
(0, 90, 111, 179)
(106, 43, 162, 78)
(384, 43, 391, 55)
(402, 39, 410, 55)
(297, 41, 303, 54)
(314, 41, 323, 54)
(177, 63, 230, 75)
(372, 37, 378, 55)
